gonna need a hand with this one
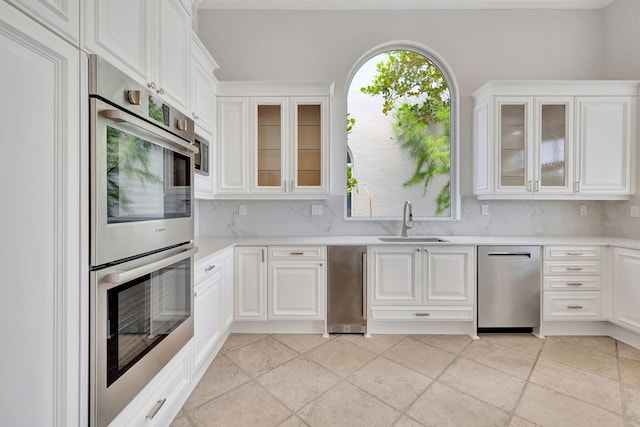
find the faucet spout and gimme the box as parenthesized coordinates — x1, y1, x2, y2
(401, 200, 414, 237)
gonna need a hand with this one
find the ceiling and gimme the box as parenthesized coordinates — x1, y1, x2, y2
(197, 0, 615, 10)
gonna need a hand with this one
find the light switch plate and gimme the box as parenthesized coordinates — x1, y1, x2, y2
(481, 204, 489, 216)
(311, 204, 323, 216)
(631, 205, 640, 218)
(239, 205, 247, 216)
(579, 205, 588, 216)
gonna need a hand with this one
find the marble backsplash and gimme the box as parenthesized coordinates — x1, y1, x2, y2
(197, 196, 606, 238)
(602, 194, 640, 239)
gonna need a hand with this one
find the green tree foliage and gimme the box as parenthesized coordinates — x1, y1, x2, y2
(361, 51, 451, 214)
(346, 113, 358, 195)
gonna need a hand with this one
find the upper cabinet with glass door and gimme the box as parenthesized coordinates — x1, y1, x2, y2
(473, 81, 637, 200)
(216, 82, 332, 198)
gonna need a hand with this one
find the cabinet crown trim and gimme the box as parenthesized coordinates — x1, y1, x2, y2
(217, 81, 334, 97)
(473, 80, 640, 100)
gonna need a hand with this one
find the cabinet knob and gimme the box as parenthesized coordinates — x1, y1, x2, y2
(147, 81, 156, 90)
(157, 87, 165, 95)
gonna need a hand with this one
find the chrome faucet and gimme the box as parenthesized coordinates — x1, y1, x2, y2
(401, 200, 414, 237)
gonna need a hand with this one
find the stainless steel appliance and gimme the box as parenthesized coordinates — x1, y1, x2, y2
(89, 55, 197, 267)
(193, 132, 210, 176)
(477, 246, 541, 331)
(327, 246, 367, 334)
(89, 55, 197, 426)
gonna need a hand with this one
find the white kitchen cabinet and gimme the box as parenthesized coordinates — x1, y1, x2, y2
(0, 3, 81, 426)
(575, 97, 636, 196)
(542, 245, 604, 321)
(473, 81, 638, 200)
(194, 127, 216, 199)
(216, 82, 332, 198)
(368, 246, 475, 320)
(612, 247, 640, 334)
(83, 0, 192, 112)
(267, 247, 326, 320)
(222, 248, 235, 329)
(191, 32, 218, 133)
(234, 246, 268, 320)
(6, 0, 79, 44)
(193, 258, 222, 371)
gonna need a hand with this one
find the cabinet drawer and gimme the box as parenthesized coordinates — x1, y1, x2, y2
(268, 246, 326, 260)
(544, 246, 601, 260)
(543, 260, 601, 275)
(195, 253, 223, 283)
(543, 276, 602, 291)
(369, 306, 473, 321)
(543, 291, 602, 321)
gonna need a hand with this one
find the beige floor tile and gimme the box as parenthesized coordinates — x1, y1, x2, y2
(439, 358, 526, 412)
(256, 356, 340, 410)
(189, 382, 291, 427)
(304, 337, 377, 378)
(407, 381, 510, 427)
(393, 416, 425, 427)
(509, 416, 539, 427)
(220, 333, 267, 354)
(297, 381, 400, 427)
(225, 336, 297, 377)
(481, 333, 544, 356)
(623, 383, 640, 424)
(383, 337, 456, 379)
(545, 335, 617, 356)
(272, 333, 331, 354)
(182, 354, 250, 411)
(539, 337, 619, 380)
(620, 357, 640, 386)
(462, 338, 537, 379)
(409, 334, 472, 354)
(348, 356, 432, 411)
(278, 415, 308, 427)
(515, 383, 623, 427)
(529, 358, 622, 413)
(170, 416, 192, 427)
(341, 333, 405, 354)
(619, 342, 640, 361)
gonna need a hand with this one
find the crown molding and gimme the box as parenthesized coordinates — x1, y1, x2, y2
(198, 0, 615, 10)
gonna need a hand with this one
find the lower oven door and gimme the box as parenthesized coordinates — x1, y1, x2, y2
(90, 244, 196, 427)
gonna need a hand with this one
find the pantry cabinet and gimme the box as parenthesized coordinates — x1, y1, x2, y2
(612, 247, 640, 335)
(473, 81, 638, 200)
(216, 82, 332, 198)
(83, 0, 192, 112)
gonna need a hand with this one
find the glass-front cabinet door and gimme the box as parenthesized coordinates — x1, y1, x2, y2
(291, 97, 328, 193)
(251, 98, 288, 193)
(535, 97, 573, 194)
(496, 97, 533, 194)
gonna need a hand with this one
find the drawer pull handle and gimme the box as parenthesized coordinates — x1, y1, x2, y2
(146, 398, 167, 420)
(204, 264, 216, 272)
(415, 313, 430, 317)
(290, 252, 305, 255)
(567, 305, 583, 310)
(567, 282, 584, 286)
(566, 252, 584, 256)
(566, 267, 583, 271)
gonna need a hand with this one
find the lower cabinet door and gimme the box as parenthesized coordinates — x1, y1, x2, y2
(612, 247, 640, 334)
(194, 271, 222, 370)
(268, 260, 325, 319)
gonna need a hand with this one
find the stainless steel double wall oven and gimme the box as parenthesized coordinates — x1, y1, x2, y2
(88, 55, 197, 427)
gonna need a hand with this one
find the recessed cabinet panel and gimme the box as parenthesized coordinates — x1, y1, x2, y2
(293, 100, 326, 192)
(425, 249, 473, 303)
(269, 261, 324, 319)
(217, 98, 249, 193)
(497, 100, 530, 191)
(612, 248, 640, 334)
(540, 104, 567, 188)
(370, 247, 420, 305)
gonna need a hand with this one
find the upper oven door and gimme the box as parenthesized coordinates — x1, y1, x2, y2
(91, 98, 197, 266)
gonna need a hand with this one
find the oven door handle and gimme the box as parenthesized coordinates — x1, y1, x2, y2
(102, 247, 198, 285)
(101, 109, 198, 154)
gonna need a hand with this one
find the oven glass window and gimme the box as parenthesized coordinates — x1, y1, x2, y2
(106, 126, 191, 223)
(106, 258, 191, 386)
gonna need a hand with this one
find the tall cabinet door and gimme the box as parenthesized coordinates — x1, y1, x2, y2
(612, 248, 640, 334)
(494, 97, 534, 195)
(0, 3, 81, 426)
(234, 247, 268, 320)
(575, 97, 635, 196)
(291, 97, 329, 194)
(534, 97, 573, 195)
(251, 98, 288, 193)
(217, 97, 250, 193)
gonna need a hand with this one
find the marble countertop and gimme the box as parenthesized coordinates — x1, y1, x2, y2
(194, 235, 640, 261)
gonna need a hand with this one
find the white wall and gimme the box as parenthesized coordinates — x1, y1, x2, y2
(196, 7, 615, 237)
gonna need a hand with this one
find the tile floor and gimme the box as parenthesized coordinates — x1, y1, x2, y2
(171, 333, 640, 427)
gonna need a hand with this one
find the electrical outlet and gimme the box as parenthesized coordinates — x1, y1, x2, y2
(631, 205, 640, 218)
(311, 204, 323, 216)
(481, 204, 489, 216)
(579, 205, 588, 216)
(239, 205, 247, 216)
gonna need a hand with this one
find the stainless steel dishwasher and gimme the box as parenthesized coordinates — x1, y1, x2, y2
(327, 246, 367, 334)
(477, 246, 541, 331)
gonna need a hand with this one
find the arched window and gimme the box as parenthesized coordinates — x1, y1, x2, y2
(346, 42, 459, 219)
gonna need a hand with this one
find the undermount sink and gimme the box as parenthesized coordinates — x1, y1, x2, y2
(378, 237, 449, 243)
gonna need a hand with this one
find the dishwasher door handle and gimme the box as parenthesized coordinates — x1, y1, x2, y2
(486, 252, 532, 258)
